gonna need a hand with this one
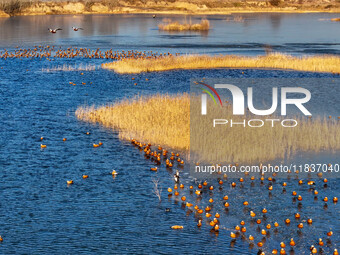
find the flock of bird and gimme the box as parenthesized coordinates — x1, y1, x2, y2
(1, 114, 337, 254)
(0, 40, 338, 253)
(48, 27, 83, 33)
(129, 138, 338, 255)
(0, 46, 178, 60)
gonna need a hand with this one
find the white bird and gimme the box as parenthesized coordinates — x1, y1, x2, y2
(48, 28, 62, 33)
(72, 27, 84, 31)
(174, 170, 180, 182)
(175, 170, 180, 177)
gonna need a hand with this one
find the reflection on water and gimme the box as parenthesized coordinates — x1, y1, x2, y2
(1, 13, 340, 55)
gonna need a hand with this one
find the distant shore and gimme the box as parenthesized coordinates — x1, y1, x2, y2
(1, 0, 340, 17)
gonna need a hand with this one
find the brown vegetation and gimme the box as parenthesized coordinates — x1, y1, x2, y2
(75, 94, 190, 150)
(76, 94, 340, 163)
(158, 19, 210, 31)
(102, 53, 340, 74)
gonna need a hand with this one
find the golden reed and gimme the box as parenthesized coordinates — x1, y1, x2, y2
(158, 19, 210, 31)
(76, 94, 340, 163)
(102, 53, 340, 74)
(76, 94, 190, 150)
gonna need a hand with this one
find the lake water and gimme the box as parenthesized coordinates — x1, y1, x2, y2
(0, 13, 339, 254)
(1, 13, 340, 55)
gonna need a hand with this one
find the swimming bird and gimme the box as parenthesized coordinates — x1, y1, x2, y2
(311, 246, 317, 254)
(319, 238, 324, 246)
(48, 28, 62, 33)
(174, 170, 180, 182)
(72, 27, 84, 31)
(171, 225, 183, 229)
(153, 14, 156, 18)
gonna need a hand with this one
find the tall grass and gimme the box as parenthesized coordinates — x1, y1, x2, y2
(190, 97, 340, 163)
(76, 94, 340, 163)
(76, 94, 190, 150)
(158, 19, 210, 31)
(102, 53, 340, 74)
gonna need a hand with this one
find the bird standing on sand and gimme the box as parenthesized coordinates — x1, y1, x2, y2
(48, 28, 62, 33)
(72, 27, 84, 31)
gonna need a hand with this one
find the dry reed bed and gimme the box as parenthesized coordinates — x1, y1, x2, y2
(190, 98, 340, 163)
(102, 53, 340, 74)
(158, 19, 210, 31)
(76, 94, 340, 163)
(76, 94, 190, 150)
